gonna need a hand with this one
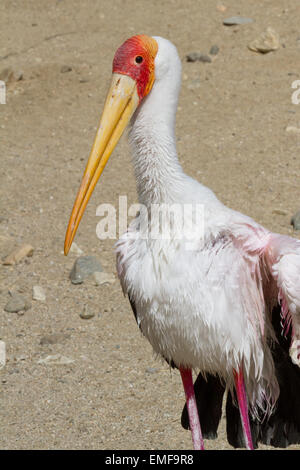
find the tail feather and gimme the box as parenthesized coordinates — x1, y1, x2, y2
(258, 304, 300, 447)
(182, 305, 300, 448)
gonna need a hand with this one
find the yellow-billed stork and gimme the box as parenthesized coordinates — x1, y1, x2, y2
(64, 35, 300, 450)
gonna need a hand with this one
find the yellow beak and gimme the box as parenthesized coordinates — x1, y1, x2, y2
(64, 73, 139, 255)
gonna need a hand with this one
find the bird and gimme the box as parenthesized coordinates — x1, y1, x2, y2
(64, 34, 300, 450)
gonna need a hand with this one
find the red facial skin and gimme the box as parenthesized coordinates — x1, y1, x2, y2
(113, 35, 158, 101)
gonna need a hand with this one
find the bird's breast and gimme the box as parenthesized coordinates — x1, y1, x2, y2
(115, 228, 266, 376)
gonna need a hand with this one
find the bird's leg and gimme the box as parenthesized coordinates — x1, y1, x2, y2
(179, 367, 204, 450)
(233, 367, 254, 450)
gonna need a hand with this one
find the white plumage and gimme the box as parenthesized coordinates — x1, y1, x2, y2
(115, 37, 300, 416)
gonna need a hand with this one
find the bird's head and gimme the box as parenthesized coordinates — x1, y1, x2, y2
(64, 35, 179, 255)
(112, 35, 158, 101)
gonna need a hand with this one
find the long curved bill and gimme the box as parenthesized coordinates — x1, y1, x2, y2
(64, 73, 139, 255)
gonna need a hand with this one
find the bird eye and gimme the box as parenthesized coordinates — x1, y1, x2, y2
(135, 56, 143, 64)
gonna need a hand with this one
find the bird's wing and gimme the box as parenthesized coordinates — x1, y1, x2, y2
(231, 214, 300, 366)
(265, 233, 300, 365)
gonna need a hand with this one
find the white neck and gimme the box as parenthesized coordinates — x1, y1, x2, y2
(128, 38, 185, 207)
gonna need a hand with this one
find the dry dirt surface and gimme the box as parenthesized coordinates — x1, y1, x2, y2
(1, 0, 300, 451)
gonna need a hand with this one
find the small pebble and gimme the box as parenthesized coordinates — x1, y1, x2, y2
(0, 341, 6, 369)
(291, 211, 300, 230)
(216, 4, 227, 12)
(210, 45, 220, 55)
(186, 52, 202, 62)
(0, 67, 23, 83)
(186, 53, 211, 63)
(69, 256, 103, 284)
(248, 27, 280, 53)
(32, 285, 46, 302)
(145, 367, 158, 374)
(80, 305, 95, 320)
(286, 126, 300, 135)
(69, 242, 84, 255)
(198, 55, 212, 63)
(272, 209, 288, 216)
(60, 65, 72, 73)
(223, 16, 254, 26)
(4, 293, 31, 313)
(40, 333, 70, 345)
(3, 244, 34, 265)
(37, 354, 75, 365)
(93, 271, 116, 286)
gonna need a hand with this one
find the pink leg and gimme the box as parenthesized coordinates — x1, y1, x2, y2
(179, 367, 204, 450)
(233, 367, 254, 450)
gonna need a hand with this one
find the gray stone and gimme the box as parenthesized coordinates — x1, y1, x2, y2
(60, 65, 72, 73)
(79, 306, 95, 320)
(210, 45, 220, 55)
(4, 293, 31, 313)
(223, 16, 254, 26)
(186, 53, 211, 63)
(40, 333, 70, 345)
(69, 256, 103, 284)
(37, 354, 74, 365)
(291, 211, 300, 230)
(145, 367, 158, 374)
(186, 52, 202, 62)
(198, 55, 212, 63)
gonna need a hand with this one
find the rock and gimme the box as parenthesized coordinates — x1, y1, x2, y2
(60, 65, 72, 73)
(0, 341, 6, 369)
(79, 306, 95, 320)
(291, 211, 300, 230)
(210, 45, 220, 55)
(4, 293, 31, 313)
(12, 70, 23, 81)
(223, 16, 254, 26)
(32, 285, 46, 301)
(198, 55, 212, 63)
(69, 242, 83, 255)
(216, 4, 227, 12)
(186, 53, 211, 63)
(3, 244, 34, 265)
(69, 256, 103, 284)
(93, 271, 116, 286)
(37, 354, 74, 365)
(0, 67, 23, 83)
(272, 209, 288, 216)
(248, 28, 280, 53)
(145, 367, 158, 374)
(186, 52, 201, 62)
(286, 126, 300, 135)
(40, 333, 70, 345)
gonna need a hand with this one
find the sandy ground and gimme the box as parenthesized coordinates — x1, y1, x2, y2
(1, 0, 300, 450)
